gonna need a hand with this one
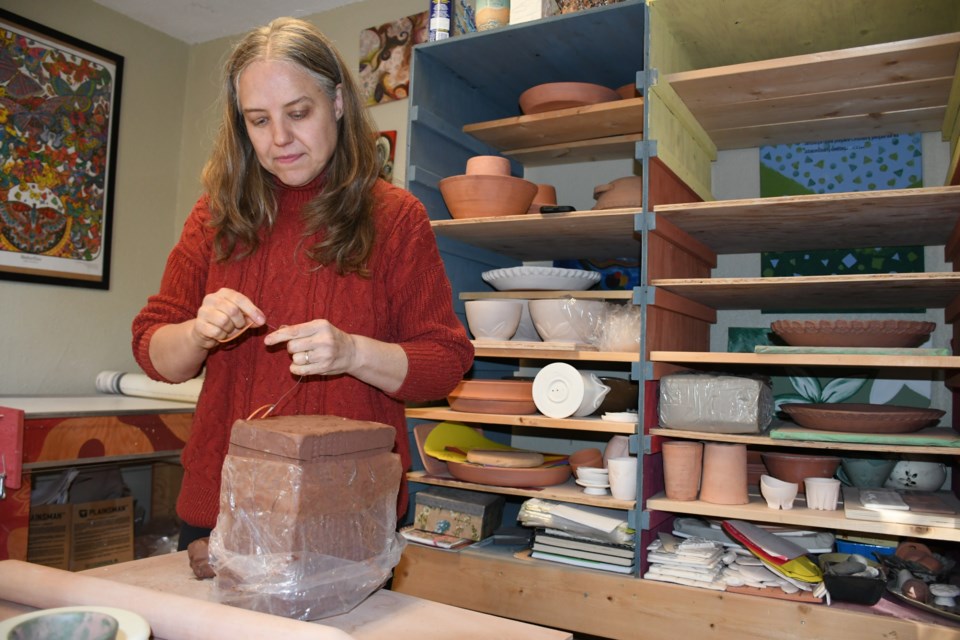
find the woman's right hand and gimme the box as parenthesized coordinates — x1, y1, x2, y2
(192, 288, 266, 349)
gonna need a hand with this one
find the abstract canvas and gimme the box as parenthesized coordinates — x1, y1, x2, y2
(359, 12, 428, 106)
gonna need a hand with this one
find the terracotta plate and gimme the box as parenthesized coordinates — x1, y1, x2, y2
(771, 319, 935, 348)
(519, 82, 620, 115)
(781, 403, 944, 434)
(447, 379, 537, 414)
(446, 460, 571, 487)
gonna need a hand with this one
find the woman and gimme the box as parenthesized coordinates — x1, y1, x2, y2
(132, 17, 473, 557)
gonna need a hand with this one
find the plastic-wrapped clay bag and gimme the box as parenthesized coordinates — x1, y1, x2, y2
(209, 415, 405, 620)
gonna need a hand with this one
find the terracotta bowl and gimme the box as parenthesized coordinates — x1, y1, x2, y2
(761, 451, 840, 493)
(439, 174, 537, 219)
(519, 82, 620, 115)
(592, 176, 643, 210)
(616, 82, 639, 99)
(568, 447, 603, 475)
(447, 379, 537, 414)
(528, 183, 558, 213)
(466, 155, 511, 176)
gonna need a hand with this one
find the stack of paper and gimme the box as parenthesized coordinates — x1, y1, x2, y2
(644, 536, 728, 590)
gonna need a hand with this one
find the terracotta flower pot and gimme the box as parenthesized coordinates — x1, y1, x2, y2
(466, 155, 511, 176)
(662, 440, 702, 501)
(700, 442, 749, 505)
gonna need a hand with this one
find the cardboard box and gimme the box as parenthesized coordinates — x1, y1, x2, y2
(414, 487, 504, 541)
(27, 497, 134, 571)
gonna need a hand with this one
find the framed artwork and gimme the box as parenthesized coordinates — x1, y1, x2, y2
(0, 10, 123, 289)
(376, 130, 397, 183)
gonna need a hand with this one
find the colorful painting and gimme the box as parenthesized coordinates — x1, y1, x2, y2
(0, 10, 122, 289)
(359, 12, 428, 106)
(760, 134, 924, 279)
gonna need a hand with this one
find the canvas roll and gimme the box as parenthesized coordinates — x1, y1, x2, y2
(96, 371, 202, 403)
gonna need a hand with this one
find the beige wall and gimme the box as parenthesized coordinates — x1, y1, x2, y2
(0, 0, 189, 395)
(1, 0, 422, 395)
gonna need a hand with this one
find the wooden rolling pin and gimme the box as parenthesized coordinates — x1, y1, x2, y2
(0, 560, 353, 640)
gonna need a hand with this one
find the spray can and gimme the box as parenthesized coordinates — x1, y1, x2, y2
(429, 0, 451, 41)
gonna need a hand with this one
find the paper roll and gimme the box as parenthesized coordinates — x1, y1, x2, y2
(96, 371, 202, 403)
(0, 560, 354, 640)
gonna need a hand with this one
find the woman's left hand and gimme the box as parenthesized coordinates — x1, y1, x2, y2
(265, 319, 357, 376)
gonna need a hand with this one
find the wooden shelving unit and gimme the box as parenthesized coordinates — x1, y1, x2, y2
(397, 1, 960, 638)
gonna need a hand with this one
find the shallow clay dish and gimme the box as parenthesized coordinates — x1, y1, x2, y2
(439, 174, 537, 219)
(760, 451, 841, 493)
(447, 379, 537, 414)
(446, 459, 571, 487)
(781, 403, 944, 434)
(771, 319, 935, 348)
(519, 82, 620, 115)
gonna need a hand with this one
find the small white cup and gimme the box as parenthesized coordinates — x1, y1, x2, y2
(760, 474, 798, 510)
(608, 456, 638, 501)
(804, 477, 841, 510)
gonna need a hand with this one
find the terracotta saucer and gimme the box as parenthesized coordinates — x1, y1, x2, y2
(771, 319, 935, 348)
(446, 459, 571, 487)
(519, 82, 620, 115)
(780, 403, 944, 434)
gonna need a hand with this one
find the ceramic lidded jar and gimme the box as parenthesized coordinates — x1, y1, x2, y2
(699, 442, 749, 505)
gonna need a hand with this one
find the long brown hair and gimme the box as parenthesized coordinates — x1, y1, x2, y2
(202, 17, 380, 275)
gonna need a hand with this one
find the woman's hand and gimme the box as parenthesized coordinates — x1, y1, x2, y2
(192, 288, 266, 349)
(265, 320, 408, 393)
(149, 288, 265, 382)
(265, 319, 357, 376)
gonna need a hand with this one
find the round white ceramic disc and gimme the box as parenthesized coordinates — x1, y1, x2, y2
(575, 478, 610, 489)
(0, 606, 151, 640)
(533, 362, 584, 418)
(602, 411, 639, 423)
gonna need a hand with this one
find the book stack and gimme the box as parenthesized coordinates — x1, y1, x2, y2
(530, 528, 636, 575)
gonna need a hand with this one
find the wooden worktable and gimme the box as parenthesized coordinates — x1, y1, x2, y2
(0, 553, 570, 639)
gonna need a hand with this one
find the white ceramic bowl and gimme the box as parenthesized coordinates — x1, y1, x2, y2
(884, 460, 947, 491)
(492, 298, 540, 342)
(760, 474, 799, 510)
(528, 299, 606, 343)
(464, 300, 523, 341)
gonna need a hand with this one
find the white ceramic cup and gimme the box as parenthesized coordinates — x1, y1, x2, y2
(760, 474, 799, 510)
(608, 456, 638, 501)
(804, 477, 841, 510)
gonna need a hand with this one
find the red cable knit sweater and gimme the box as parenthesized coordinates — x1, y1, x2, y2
(132, 176, 473, 528)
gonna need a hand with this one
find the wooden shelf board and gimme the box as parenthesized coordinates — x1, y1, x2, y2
(648, 427, 960, 456)
(407, 471, 635, 510)
(473, 344, 638, 362)
(665, 33, 960, 150)
(652, 186, 960, 255)
(646, 492, 960, 541)
(406, 407, 637, 434)
(431, 209, 639, 261)
(651, 272, 960, 311)
(649, 350, 960, 369)
(506, 133, 643, 166)
(463, 98, 644, 150)
(461, 290, 633, 301)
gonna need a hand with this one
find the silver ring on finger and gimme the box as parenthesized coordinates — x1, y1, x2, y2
(303, 351, 309, 364)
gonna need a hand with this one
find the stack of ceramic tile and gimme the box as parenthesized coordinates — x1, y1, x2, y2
(644, 534, 728, 590)
(721, 555, 805, 593)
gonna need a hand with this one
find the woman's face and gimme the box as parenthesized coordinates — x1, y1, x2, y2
(237, 58, 342, 187)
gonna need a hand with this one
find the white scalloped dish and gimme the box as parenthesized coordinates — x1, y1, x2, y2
(482, 266, 601, 291)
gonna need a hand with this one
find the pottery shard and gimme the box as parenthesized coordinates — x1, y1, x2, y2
(216, 415, 401, 562)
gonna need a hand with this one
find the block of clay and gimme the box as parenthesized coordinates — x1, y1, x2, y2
(659, 373, 773, 434)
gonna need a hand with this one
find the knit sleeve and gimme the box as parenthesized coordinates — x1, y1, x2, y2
(375, 185, 474, 402)
(131, 198, 215, 382)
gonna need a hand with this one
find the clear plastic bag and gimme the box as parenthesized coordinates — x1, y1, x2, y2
(559, 298, 641, 351)
(209, 448, 404, 620)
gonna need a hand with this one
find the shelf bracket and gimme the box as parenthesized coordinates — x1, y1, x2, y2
(629, 510, 641, 530)
(628, 434, 640, 456)
(634, 139, 657, 162)
(633, 68, 657, 97)
(642, 434, 653, 455)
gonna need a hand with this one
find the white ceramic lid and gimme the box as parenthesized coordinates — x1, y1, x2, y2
(533, 362, 584, 418)
(0, 606, 151, 640)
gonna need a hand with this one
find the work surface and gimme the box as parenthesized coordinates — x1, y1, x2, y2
(0, 554, 571, 640)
